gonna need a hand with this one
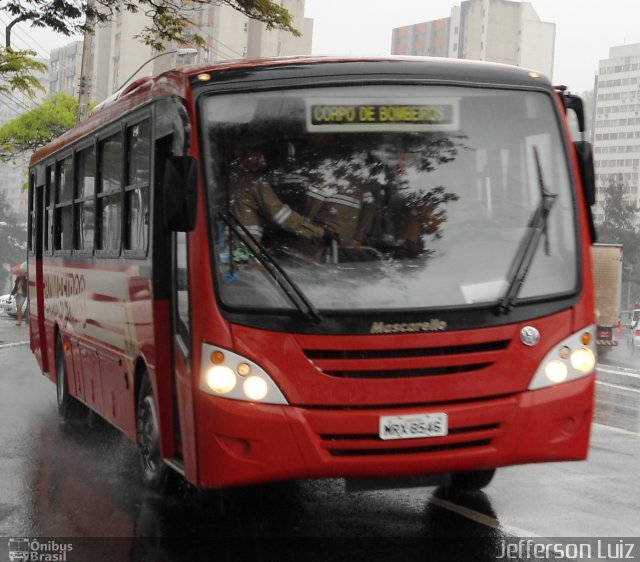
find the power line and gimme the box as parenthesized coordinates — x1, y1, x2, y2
(206, 36, 244, 60)
(0, 96, 23, 117)
(0, 91, 31, 116)
(189, 20, 245, 60)
(0, 86, 34, 112)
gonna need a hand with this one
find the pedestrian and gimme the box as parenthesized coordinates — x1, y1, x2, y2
(10, 273, 27, 327)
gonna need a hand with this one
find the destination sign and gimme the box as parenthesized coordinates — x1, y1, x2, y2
(306, 98, 459, 132)
(311, 104, 452, 125)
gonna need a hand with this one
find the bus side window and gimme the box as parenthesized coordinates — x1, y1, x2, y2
(175, 231, 190, 353)
(74, 145, 96, 252)
(45, 166, 54, 253)
(54, 156, 74, 252)
(97, 133, 123, 253)
(124, 119, 150, 254)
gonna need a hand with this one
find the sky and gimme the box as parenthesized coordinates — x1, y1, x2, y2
(5, 0, 640, 94)
(304, 0, 640, 93)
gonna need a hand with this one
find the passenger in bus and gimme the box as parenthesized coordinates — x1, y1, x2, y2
(273, 134, 376, 261)
(230, 142, 327, 245)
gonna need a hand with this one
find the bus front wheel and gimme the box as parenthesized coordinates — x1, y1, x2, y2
(55, 335, 86, 420)
(136, 374, 175, 493)
(449, 469, 496, 490)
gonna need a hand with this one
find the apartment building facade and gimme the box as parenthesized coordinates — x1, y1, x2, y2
(592, 43, 640, 225)
(391, 0, 555, 80)
(80, 0, 312, 107)
(48, 41, 83, 97)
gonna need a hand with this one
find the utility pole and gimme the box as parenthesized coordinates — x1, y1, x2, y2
(76, 0, 95, 123)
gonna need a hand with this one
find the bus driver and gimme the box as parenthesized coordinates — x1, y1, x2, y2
(230, 142, 327, 244)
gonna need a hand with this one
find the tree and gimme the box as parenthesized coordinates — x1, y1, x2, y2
(0, 92, 79, 161)
(597, 174, 640, 292)
(598, 174, 638, 236)
(0, 47, 47, 98)
(1, 0, 300, 52)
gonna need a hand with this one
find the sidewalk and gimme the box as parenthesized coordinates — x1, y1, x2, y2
(0, 313, 30, 348)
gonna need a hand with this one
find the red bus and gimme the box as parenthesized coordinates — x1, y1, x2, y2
(27, 56, 597, 493)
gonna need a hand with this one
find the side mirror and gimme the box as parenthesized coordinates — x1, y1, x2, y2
(573, 141, 596, 243)
(563, 93, 586, 133)
(574, 141, 595, 206)
(163, 156, 198, 232)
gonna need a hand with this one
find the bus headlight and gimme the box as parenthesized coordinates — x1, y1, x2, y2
(243, 376, 268, 401)
(528, 325, 596, 390)
(199, 344, 288, 405)
(206, 365, 237, 394)
(570, 347, 596, 373)
(544, 360, 568, 384)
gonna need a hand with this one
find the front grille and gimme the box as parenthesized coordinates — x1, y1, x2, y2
(302, 339, 510, 379)
(319, 422, 501, 457)
(320, 423, 500, 441)
(319, 363, 492, 378)
(328, 439, 492, 457)
(304, 340, 509, 360)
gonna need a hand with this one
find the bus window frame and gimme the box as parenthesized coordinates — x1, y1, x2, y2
(44, 164, 54, 256)
(53, 151, 74, 255)
(96, 126, 124, 258)
(123, 113, 152, 258)
(73, 140, 97, 255)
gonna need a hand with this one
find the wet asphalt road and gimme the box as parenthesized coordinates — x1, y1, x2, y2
(0, 322, 639, 561)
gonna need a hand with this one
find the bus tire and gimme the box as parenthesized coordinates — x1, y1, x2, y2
(55, 335, 86, 420)
(136, 374, 175, 493)
(449, 468, 496, 490)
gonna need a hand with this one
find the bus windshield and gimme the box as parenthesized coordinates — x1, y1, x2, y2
(201, 84, 577, 313)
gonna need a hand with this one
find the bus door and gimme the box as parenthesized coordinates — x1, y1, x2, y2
(153, 100, 197, 476)
(29, 171, 48, 372)
(169, 229, 194, 471)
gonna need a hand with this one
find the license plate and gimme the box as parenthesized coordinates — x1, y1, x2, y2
(379, 413, 448, 440)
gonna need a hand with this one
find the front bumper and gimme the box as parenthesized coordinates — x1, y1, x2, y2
(194, 375, 594, 488)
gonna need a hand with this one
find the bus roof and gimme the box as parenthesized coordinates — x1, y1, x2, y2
(30, 55, 554, 166)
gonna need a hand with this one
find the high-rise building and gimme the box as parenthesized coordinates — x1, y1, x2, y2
(48, 41, 83, 97)
(391, 0, 555, 80)
(80, 0, 313, 107)
(592, 43, 640, 225)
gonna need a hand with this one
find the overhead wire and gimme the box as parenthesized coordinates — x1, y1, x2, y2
(0, 77, 37, 112)
(0, 90, 33, 116)
(0, 96, 23, 117)
(175, 4, 244, 60)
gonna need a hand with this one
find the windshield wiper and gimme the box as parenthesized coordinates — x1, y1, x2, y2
(497, 147, 557, 315)
(217, 210, 322, 322)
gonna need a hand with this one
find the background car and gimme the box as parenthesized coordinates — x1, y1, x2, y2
(0, 294, 17, 319)
(627, 308, 640, 353)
